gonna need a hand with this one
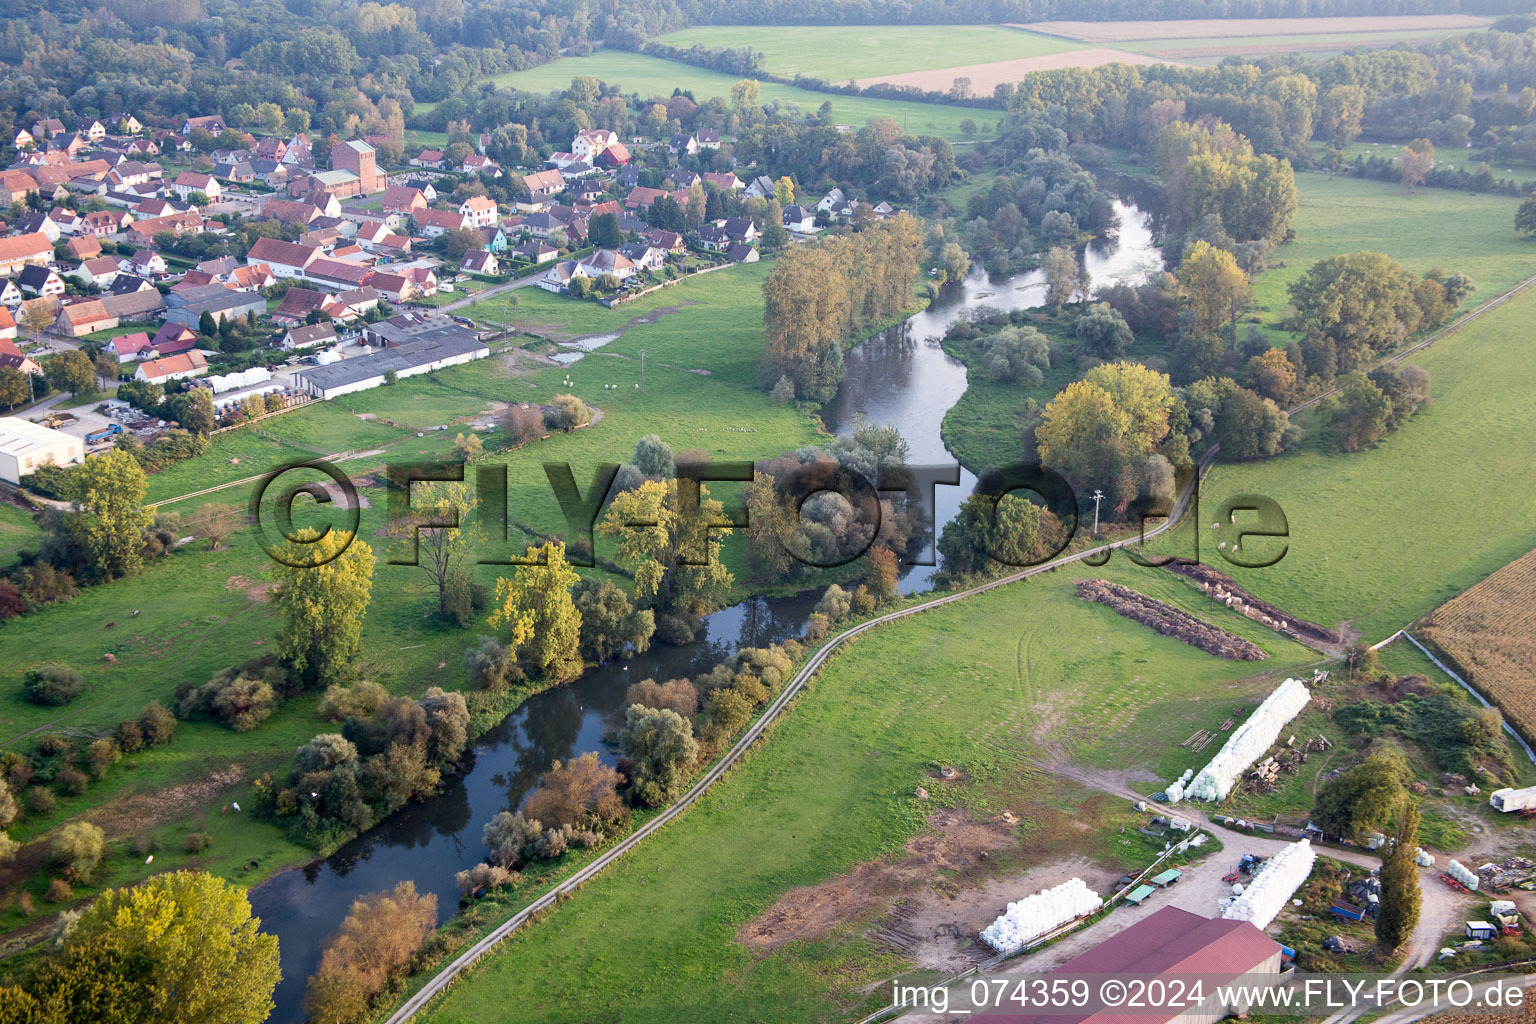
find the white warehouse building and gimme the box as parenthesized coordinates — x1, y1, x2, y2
(0, 416, 85, 484)
(293, 326, 487, 400)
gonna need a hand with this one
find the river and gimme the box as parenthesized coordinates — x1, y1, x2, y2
(250, 200, 1160, 1023)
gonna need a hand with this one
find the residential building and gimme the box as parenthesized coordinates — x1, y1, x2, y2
(171, 171, 221, 201)
(69, 256, 121, 289)
(462, 249, 498, 275)
(521, 169, 564, 198)
(570, 129, 618, 163)
(783, 204, 815, 232)
(108, 331, 157, 362)
(458, 195, 499, 229)
(17, 266, 64, 298)
(135, 350, 208, 384)
(415, 208, 470, 238)
(0, 233, 54, 277)
(279, 322, 338, 350)
(246, 237, 320, 279)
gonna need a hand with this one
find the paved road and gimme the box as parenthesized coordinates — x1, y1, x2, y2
(377, 270, 1536, 1023)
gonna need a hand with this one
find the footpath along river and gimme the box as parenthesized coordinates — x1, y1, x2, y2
(250, 201, 1160, 1022)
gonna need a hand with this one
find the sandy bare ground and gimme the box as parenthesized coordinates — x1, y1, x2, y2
(852, 48, 1179, 94)
(1019, 14, 1489, 43)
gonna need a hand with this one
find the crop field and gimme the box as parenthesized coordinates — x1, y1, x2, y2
(1186, 284, 1536, 643)
(651, 25, 1084, 83)
(852, 48, 1177, 94)
(483, 50, 1001, 142)
(418, 566, 1314, 1024)
(1025, 15, 1487, 44)
(1248, 173, 1535, 341)
(1419, 548, 1536, 744)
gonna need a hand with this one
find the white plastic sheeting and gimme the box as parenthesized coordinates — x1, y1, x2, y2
(980, 878, 1103, 954)
(1222, 838, 1316, 929)
(1489, 786, 1536, 813)
(1179, 677, 1313, 803)
(1447, 860, 1481, 891)
(206, 366, 272, 393)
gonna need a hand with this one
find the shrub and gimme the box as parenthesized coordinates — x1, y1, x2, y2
(184, 831, 211, 854)
(814, 584, 852, 623)
(84, 739, 118, 780)
(482, 811, 542, 869)
(317, 681, 390, 722)
(17, 892, 33, 917)
(129, 832, 159, 857)
(464, 637, 523, 693)
(30, 735, 73, 782)
(521, 752, 628, 835)
(22, 666, 84, 707)
(138, 702, 176, 746)
(175, 669, 278, 732)
(623, 678, 698, 717)
(50, 821, 105, 882)
(56, 766, 88, 797)
(302, 881, 436, 1024)
(0, 778, 17, 827)
(45, 878, 72, 903)
(27, 786, 55, 815)
(115, 719, 144, 753)
(454, 862, 518, 897)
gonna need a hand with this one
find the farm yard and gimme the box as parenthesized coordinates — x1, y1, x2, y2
(1419, 547, 1536, 746)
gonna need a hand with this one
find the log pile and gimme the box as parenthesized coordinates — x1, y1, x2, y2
(1075, 579, 1268, 661)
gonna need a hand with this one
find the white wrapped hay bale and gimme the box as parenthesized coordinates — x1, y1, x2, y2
(980, 878, 1103, 954)
(1447, 860, 1481, 891)
(1185, 677, 1312, 802)
(1222, 838, 1316, 929)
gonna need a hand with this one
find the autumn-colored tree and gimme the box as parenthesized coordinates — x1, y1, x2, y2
(521, 751, 628, 835)
(196, 503, 242, 550)
(271, 531, 376, 687)
(59, 448, 155, 581)
(865, 545, 900, 605)
(303, 881, 436, 1024)
(388, 479, 479, 622)
(598, 478, 734, 626)
(1043, 246, 1079, 313)
(62, 871, 279, 1024)
(1399, 138, 1434, 192)
(1036, 363, 1176, 508)
(1244, 347, 1296, 403)
(1178, 241, 1250, 338)
(488, 541, 582, 678)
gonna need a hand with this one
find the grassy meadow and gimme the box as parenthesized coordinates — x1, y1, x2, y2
(483, 50, 1001, 142)
(1190, 284, 1536, 643)
(650, 24, 1083, 82)
(418, 564, 1315, 1024)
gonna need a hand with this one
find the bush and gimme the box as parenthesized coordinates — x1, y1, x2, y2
(138, 702, 176, 746)
(30, 734, 73, 782)
(50, 821, 105, 882)
(45, 878, 72, 903)
(22, 666, 84, 706)
(27, 786, 55, 815)
(317, 681, 390, 722)
(482, 811, 542, 869)
(454, 862, 518, 897)
(175, 668, 278, 732)
(521, 752, 628, 835)
(623, 678, 698, 717)
(56, 766, 88, 797)
(184, 831, 211, 854)
(130, 832, 160, 857)
(464, 637, 523, 693)
(814, 584, 852, 623)
(84, 739, 118, 780)
(0, 778, 16, 827)
(115, 719, 144, 753)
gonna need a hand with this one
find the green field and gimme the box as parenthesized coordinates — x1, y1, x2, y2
(1196, 284, 1536, 643)
(1249, 173, 1536, 338)
(652, 24, 1082, 82)
(1115, 26, 1478, 56)
(419, 565, 1314, 1024)
(0, 260, 827, 927)
(483, 50, 1001, 142)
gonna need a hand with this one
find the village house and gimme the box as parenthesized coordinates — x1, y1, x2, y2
(135, 349, 208, 384)
(279, 322, 338, 350)
(0, 233, 54, 278)
(108, 331, 157, 362)
(462, 249, 498, 275)
(120, 249, 166, 278)
(54, 299, 117, 338)
(411, 149, 446, 169)
(171, 171, 221, 202)
(382, 185, 428, 215)
(70, 255, 121, 289)
(782, 204, 816, 232)
(510, 240, 557, 265)
(246, 237, 320, 279)
(520, 169, 564, 199)
(458, 195, 499, 229)
(17, 266, 65, 299)
(181, 114, 227, 136)
(64, 235, 101, 261)
(13, 212, 61, 244)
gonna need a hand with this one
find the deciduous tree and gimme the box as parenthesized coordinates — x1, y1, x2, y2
(271, 531, 376, 687)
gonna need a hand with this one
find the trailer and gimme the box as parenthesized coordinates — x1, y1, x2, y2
(1330, 902, 1367, 922)
(1466, 921, 1498, 941)
(1125, 884, 1156, 906)
(85, 423, 123, 444)
(1490, 787, 1536, 813)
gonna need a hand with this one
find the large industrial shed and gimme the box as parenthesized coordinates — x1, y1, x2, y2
(0, 416, 84, 483)
(975, 906, 1285, 1024)
(293, 327, 487, 400)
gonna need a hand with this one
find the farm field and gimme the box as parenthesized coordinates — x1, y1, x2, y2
(1247, 173, 1535, 340)
(651, 25, 1083, 83)
(1419, 547, 1536, 745)
(417, 566, 1315, 1024)
(851, 48, 1177, 95)
(1024, 14, 1488, 43)
(482, 50, 1001, 142)
(1192, 283, 1536, 643)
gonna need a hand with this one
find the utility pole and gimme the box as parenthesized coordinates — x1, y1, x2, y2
(639, 348, 646, 393)
(1091, 489, 1105, 536)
